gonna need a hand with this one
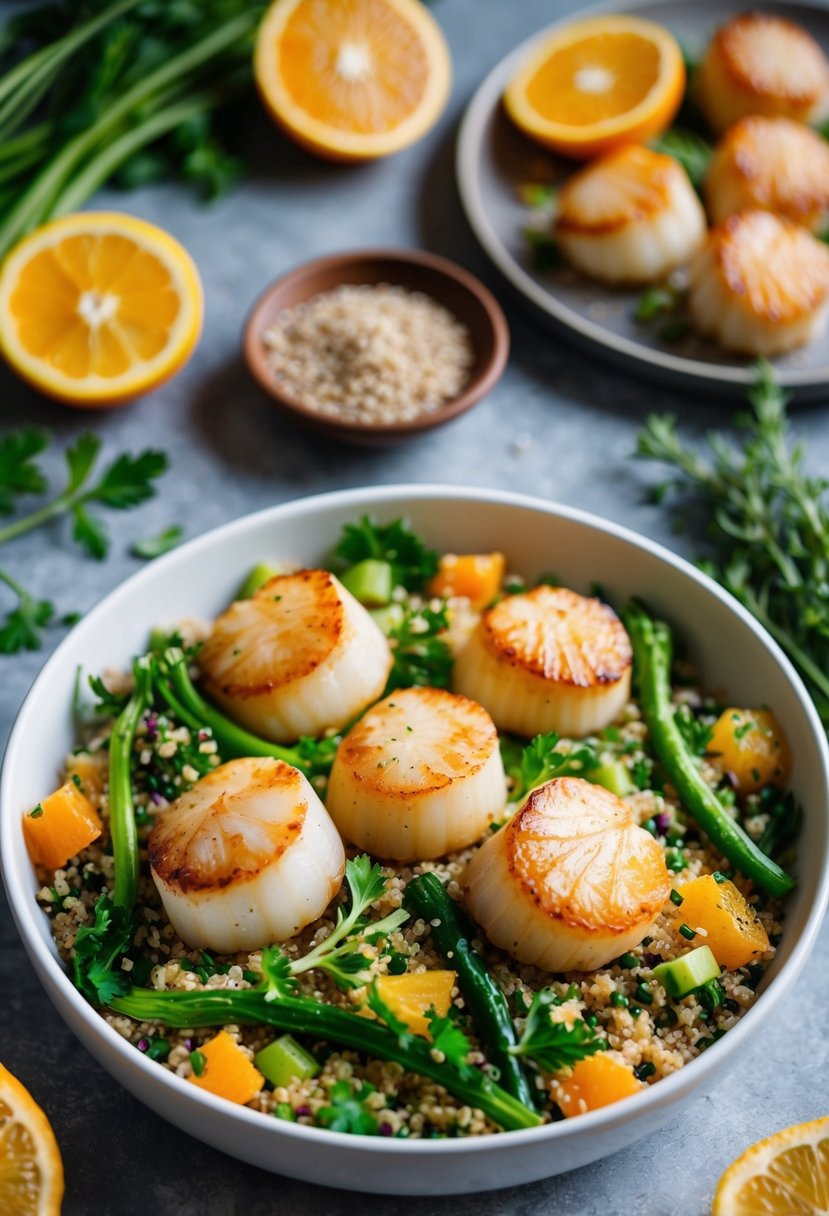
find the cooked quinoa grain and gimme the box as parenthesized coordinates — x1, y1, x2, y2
(261, 283, 474, 425)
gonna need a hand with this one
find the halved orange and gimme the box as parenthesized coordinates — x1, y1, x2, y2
(254, 0, 451, 162)
(712, 1117, 829, 1215)
(504, 15, 686, 160)
(0, 1062, 64, 1216)
(0, 211, 203, 408)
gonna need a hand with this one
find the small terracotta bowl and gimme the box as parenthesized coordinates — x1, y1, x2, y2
(242, 248, 510, 445)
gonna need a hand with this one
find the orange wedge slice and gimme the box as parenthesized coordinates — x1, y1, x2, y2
(712, 1117, 829, 1215)
(0, 211, 203, 408)
(504, 15, 685, 159)
(254, 0, 451, 161)
(0, 1062, 64, 1216)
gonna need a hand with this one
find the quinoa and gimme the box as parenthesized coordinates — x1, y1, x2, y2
(39, 690, 785, 1140)
(261, 283, 474, 425)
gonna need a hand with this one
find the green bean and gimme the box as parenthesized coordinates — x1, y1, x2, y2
(622, 601, 795, 897)
(404, 873, 535, 1108)
(109, 658, 152, 911)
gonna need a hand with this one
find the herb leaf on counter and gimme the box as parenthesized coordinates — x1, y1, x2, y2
(636, 361, 829, 729)
(131, 525, 184, 560)
(0, 571, 53, 654)
(0, 426, 49, 512)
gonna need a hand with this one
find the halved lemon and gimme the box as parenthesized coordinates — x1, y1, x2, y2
(254, 0, 451, 162)
(504, 15, 685, 160)
(0, 211, 203, 408)
(712, 1117, 829, 1215)
(0, 1062, 64, 1216)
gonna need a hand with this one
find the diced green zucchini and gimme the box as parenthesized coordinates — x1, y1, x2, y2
(341, 559, 394, 606)
(653, 946, 720, 998)
(255, 1034, 319, 1088)
(370, 602, 405, 634)
(588, 760, 633, 797)
(237, 562, 281, 599)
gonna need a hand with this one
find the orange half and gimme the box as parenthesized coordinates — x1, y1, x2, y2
(712, 1117, 829, 1216)
(0, 211, 203, 408)
(254, 0, 451, 161)
(0, 1062, 64, 1216)
(504, 15, 685, 159)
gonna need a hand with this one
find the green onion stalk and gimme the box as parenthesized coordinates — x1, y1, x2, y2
(622, 601, 795, 898)
(108, 985, 543, 1132)
(108, 657, 153, 911)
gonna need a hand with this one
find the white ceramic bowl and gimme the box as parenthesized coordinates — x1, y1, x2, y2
(2, 486, 828, 1195)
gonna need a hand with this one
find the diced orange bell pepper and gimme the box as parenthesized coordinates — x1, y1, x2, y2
(708, 708, 790, 795)
(428, 553, 506, 610)
(672, 874, 769, 970)
(23, 781, 103, 870)
(554, 1054, 641, 1117)
(187, 1032, 264, 1105)
(373, 971, 456, 1039)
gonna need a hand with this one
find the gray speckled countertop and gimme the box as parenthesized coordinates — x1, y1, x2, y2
(1, 1, 828, 1212)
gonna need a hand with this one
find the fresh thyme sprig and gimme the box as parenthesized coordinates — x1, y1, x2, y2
(636, 361, 829, 727)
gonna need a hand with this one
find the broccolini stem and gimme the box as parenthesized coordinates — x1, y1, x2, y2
(109, 658, 152, 910)
(156, 649, 312, 774)
(622, 601, 795, 897)
(404, 873, 536, 1108)
(108, 986, 542, 1132)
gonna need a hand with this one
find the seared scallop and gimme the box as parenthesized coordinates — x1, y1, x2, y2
(464, 777, 671, 973)
(149, 757, 345, 953)
(326, 686, 506, 861)
(199, 569, 392, 743)
(554, 145, 706, 285)
(453, 585, 632, 739)
(688, 210, 829, 355)
(695, 12, 829, 133)
(705, 116, 829, 232)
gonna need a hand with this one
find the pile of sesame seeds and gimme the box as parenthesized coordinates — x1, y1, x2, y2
(262, 283, 474, 425)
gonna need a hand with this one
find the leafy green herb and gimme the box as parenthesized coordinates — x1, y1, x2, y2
(334, 516, 439, 592)
(508, 989, 605, 1073)
(0, 0, 265, 261)
(635, 287, 677, 325)
(501, 731, 599, 803)
(29, 804, 44, 819)
(0, 426, 48, 513)
(72, 895, 133, 1004)
(383, 602, 454, 692)
(0, 570, 53, 653)
(288, 855, 408, 990)
(131, 525, 184, 560)
(650, 128, 713, 191)
(425, 1009, 475, 1078)
(88, 674, 130, 718)
(318, 1080, 380, 1135)
(636, 361, 829, 731)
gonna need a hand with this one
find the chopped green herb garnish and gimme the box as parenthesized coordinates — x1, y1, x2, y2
(29, 804, 44, 818)
(634, 1061, 656, 1082)
(670, 889, 684, 906)
(678, 923, 697, 940)
(189, 1050, 206, 1077)
(334, 516, 438, 593)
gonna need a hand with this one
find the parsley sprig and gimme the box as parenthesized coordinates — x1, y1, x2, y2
(334, 516, 439, 593)
(501, 731, 599, 803)
(383, 602, 454, 692)
(0, 428, 167, 653)
(636, 362, 829, 730)
(508, 989, 605, 1073)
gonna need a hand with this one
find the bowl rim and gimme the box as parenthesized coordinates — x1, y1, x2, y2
(3, 483, 828, 1159)
(241, 249, 510, 438)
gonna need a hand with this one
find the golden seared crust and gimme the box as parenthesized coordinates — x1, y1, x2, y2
(707, 117, 829, 225)
(200, 569, 344, 699)
(712, 210, 829, 323)
(335, 686, 498, 797)
(712, 12, 829, 107)
(505, 778, 670, 933)
(149, 758, 307, 891)
(481, 585, 632, 687)
(555, 145, 680, 235)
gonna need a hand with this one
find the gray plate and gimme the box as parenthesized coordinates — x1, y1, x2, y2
(456, 0, 829, 399)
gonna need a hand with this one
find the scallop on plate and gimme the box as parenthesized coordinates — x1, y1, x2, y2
(457, 0, 829, 398)
(1, 486, 828, 1195)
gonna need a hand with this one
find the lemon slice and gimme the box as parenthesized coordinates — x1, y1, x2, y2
(712, 1117, 829, 1215)
(0, 1062, 64, 1216)
(0, 211, 203, 408)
